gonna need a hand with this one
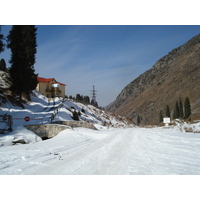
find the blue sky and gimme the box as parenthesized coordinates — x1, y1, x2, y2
(1, 25, 200, 106)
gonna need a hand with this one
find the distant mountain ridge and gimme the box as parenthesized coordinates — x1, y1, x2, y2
(108, 34, 200, 125)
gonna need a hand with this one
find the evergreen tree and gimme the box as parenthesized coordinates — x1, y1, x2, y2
(137, 115, 141, 126)
(91, 99, 98, 107)
(0, 26, 5, 53)
(83, 96, 90, 104)
(76, 94, 81, 101)
(0, 59, 7, 71)
(159, 110, 163, 123)
(7, 25, 38, 102)
(80, 95, 83, 102)
(173, 101, 179, 119)
(179, 99, 184, 119)
(184, 97, 191, 118)
(166, 105, 170, 118)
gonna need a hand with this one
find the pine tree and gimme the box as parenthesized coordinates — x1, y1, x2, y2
(179, 99, 184, 119)
(0, 59, 7, 71)
(83, 96, 90, 104)
(159, 110, 163, 123)
(7, 25, 38, 103)
(166, 105, 170, 118)
(80, 95, 83, 102)
(91, 99, 98, 107)
(184, 97, 191, 118)
(76, 94, 81, 101)
(137, 115, 141, 126)
(0, 26, 5, 53)
(173, 101, 179, 119)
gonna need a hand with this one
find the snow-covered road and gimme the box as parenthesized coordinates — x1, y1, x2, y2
(0, 127, 200, 175)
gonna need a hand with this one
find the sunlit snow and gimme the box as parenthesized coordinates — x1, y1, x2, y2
(0, 90, 200, 175)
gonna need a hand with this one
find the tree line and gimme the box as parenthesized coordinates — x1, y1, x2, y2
(67, 94, 99, 108)
(67, 94, 90, 105)
(159, 97, 191, 123)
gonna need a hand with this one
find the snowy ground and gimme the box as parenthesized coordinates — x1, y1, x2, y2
(0, 126, 200, 175)
(1, 91, 200, 175)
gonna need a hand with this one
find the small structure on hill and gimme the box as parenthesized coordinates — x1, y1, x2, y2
(36, 77, 66, 98)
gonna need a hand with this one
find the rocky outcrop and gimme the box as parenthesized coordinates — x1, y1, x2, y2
(51, 121, 97, 130)
(24, 124, 69, 139)
(25, 121, 97, 140)
(108, 34, 200, 125)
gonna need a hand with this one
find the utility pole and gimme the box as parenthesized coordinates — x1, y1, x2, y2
(90, 85, 97, 105)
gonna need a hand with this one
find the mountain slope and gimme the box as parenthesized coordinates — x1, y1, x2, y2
(108, 34, 200, 125)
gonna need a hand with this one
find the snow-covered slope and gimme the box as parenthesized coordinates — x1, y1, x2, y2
(0, 90, 131, 146)
(1, 90, 131, 127)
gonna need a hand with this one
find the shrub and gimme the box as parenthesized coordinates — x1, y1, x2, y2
(72, 111, 79, 121)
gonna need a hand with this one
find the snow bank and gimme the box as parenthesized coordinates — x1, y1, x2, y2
(0, 126, 42, 147)
(173, 119, 200, 133)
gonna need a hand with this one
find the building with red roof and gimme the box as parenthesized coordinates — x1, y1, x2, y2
(36, 77, 66, 98)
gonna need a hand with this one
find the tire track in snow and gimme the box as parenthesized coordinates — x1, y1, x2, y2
(30, 129, 133, 175)
(0, 139, 94, 175)
(2, 127, 200, 175)
(27, 128, 200, 175)
(128, 128, 200, 175)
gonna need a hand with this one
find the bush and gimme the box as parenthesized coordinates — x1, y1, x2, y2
(72, 111, 79, 121)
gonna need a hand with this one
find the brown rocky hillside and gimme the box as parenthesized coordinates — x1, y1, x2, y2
(108, 34, 200, 125)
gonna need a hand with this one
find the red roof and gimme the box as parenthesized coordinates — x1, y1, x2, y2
(37, 77, 66, 86)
